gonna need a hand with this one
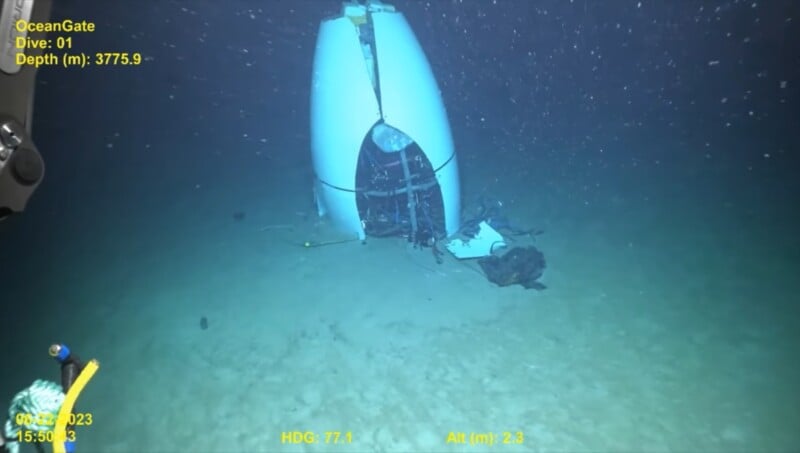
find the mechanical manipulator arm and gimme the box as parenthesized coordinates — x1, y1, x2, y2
(0, 0, 52, 220)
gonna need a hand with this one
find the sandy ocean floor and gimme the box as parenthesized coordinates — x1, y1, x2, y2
(6, 157, 797, 453)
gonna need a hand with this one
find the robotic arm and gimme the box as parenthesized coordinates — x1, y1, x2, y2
(0, 0, 51, 220)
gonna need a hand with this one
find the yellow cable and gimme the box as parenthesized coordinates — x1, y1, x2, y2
(52, 359, 100, 453)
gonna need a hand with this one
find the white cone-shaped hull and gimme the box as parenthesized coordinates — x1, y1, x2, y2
(310, 5, 460, 240)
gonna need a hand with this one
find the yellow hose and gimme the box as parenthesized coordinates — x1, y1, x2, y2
(52, 359, 99, 453)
